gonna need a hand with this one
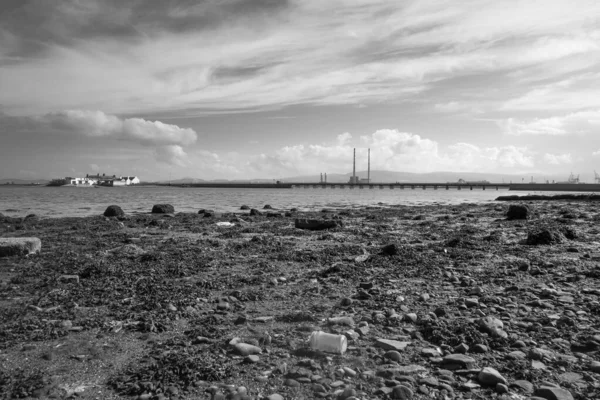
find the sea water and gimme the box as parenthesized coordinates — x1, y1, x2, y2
(1, 185, 513, 218)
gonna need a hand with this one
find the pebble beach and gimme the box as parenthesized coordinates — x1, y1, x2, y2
(0, 201, 599, 399)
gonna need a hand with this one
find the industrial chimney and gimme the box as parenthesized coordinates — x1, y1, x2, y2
(353, 148, 356, 183)
(368, 148, 370, 183)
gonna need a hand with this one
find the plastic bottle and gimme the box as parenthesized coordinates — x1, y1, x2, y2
(309, 331, 348, 355)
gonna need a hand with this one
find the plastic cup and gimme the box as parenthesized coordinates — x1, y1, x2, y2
(309, 331, 348, 354)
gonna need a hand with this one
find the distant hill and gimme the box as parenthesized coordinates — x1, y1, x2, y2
(155, 170, 574, 185)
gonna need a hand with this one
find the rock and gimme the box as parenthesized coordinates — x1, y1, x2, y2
(384, 350, 402, 362)
(507, 204, 529, 220)
(534, 386, 574, 400)
(381, 243, 399, 256)
(249, 208, 263, 216)
(496, 383, 509, 394)
(375, 338, 411, 351)
(473, 344, 488, 353)
(510, 380, 534, 394)
(590, 360, 600, 373)
(526, 228, 564, 245)
(266, 395, 284, 400)
(478, 316, 507, 338)
(391, 385, 413, 399)
(478, 367, 507, 386)
(263, 204, 273, 209)
(233, 343, 262, 356)
(240, 205, 250, 210)
(0, 237, 41, 257)
(103, 205, 125, 217)
(441, 354, 477, 370)
(151, 204, 174, 214)
(295, 219, 339, 230)
(454, 343, 469, 354)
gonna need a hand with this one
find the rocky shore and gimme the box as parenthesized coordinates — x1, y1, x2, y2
(0, 201, 599, 399)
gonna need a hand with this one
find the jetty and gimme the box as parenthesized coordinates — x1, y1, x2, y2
(165, 182, 511, 190)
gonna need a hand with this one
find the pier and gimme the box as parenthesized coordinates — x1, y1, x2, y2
(291, 182, 510, 190)
(167, 182, 511, 190)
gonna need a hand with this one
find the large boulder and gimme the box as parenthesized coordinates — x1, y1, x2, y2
(507, 204, 529, 220)
(249, 208, 263, 216)
(0, 237, 41, 257)
(152, 204, 175, 214)
(103, 205, 125, 218)
(295, 219, 339, 231)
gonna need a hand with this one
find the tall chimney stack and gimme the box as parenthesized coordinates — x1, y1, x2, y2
(368, 148, 371, 183)
(320, 173, 323, 183)
(353, 148, 356, 183)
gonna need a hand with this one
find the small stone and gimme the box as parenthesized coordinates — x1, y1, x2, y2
(375, 338, 411, 351)
(103, 205, 124, 217)
(473, 344, 488, 353)
(507, 204, 529, 220)
(419, 293, 430, 301)
(510, 380, 534, 394)
(381, 243, 399, 256)
(151, 204, 174, 214)
(266, 395, 284, 400)
(454, 343, 469, 354)
(245, 355, 260, 363)
(496, 383, 509, 394)
(534, 386, 574, 400)
(285, 379, 300, 387)
(441, 354, 477, 370)
(391, 384, 413, 399)
(590, 360, 600, 373)
(384, 350, 402, 362)
(404, 313, 418, 323)
(233, 343, 262, 356)
(478, 367, 507, 386)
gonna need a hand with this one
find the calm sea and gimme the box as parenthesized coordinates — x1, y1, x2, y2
(0, 185, 516, 218)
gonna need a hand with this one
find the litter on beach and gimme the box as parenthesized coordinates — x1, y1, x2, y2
(216, 222, 235, 227)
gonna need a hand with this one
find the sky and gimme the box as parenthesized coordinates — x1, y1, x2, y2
(1, 0, 599, 182)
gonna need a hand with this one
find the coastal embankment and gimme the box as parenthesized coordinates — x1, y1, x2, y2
(0, 202, 598, 399)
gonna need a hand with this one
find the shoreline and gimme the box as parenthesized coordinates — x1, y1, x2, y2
(0, 202, 598, 399)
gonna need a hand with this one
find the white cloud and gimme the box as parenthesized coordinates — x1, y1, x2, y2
(222, 129, 537, 177)
(2, 1, 600, 115)
(38, 110, 197, 146)
(154, 145, 188, 167)
(503, 110, 600, 135)
(543, 153, 572, 165)
(90, 163, 100, 172)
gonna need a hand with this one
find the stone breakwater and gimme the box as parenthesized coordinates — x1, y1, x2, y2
(0, 202, 599, 399)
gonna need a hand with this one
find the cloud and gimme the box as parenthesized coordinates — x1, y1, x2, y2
(503, 110, 600, 135)
(90, 163, 100, 172)
(2, 1, 600, 115)
(154, 145, 188, 167)
(232, 129, 537, 177)
(38, 110, 197, 146)
(543, 153, 572, 165)
(0, 109, 198, 166)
